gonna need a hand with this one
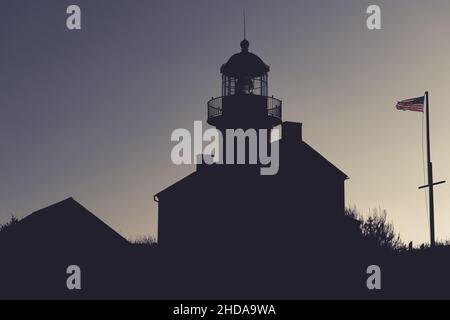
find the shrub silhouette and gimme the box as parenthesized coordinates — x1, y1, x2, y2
(130, 235, 156, 246)
(0, 215, 20, 234)
(346, 207, 405, 251)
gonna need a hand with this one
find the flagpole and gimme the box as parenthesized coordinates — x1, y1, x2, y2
(425, 91, 436, 248)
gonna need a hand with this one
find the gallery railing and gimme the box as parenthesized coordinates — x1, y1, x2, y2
(207, 96, 282, 122)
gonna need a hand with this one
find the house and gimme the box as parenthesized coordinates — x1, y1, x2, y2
(155, 39, 358, 254)
(0, 198, 130, 299)
(0, 197, 129, 253)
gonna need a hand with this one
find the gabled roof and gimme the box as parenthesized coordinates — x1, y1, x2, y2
(0, 198, 129, 249)
(155, 171, 200, 200)
(300, 142, 349, 179)
(155, 139, 348, 199)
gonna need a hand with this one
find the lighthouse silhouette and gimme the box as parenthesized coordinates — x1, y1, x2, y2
(154, 38, 366, 298)
(206, 38, 282, 166)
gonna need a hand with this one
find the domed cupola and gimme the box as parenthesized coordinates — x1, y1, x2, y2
(221, 40, 270, 79)
(220, 40, 269, 96)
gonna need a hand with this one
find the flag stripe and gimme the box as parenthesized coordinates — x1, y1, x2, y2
(396, 96, 425, 113)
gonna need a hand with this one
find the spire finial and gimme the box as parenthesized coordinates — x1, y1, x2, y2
(240, 9, 249, 52)
(243, 9, 246, 40)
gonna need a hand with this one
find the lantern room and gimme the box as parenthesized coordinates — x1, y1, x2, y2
(220, 39, 269, 96)
(207, 39, 282, 129)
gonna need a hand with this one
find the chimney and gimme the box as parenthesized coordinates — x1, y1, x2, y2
(282, 122, 302, 143)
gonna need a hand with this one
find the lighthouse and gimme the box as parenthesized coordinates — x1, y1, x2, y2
(156, 37, 350, 255)
(206, 39, 282, 165)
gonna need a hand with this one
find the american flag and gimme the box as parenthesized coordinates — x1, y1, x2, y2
(396, 96, 425, 113)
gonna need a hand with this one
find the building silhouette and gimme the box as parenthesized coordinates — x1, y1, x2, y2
(153, 39, 368, 298)
(155, 39, 361, 274)
(0, 198, 132, 299)
(0, 198, 129, 251)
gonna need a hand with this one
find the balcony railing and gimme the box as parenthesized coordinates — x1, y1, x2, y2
(207, 96, 282, 123)
(267, 96, 282, 120)
(207, 96, 224, 119)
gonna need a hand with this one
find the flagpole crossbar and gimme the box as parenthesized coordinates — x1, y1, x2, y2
(418, 181, 446, 190)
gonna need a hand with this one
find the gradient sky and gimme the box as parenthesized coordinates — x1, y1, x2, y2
(2, 0, 450, 245)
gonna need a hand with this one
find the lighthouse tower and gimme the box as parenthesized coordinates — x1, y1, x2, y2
(206, 39, 282, 164)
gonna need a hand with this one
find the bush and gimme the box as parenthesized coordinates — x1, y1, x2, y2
(130, 235, 156, 246)
(0, 215, 20, 234)
(346, 207, 405, 251)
